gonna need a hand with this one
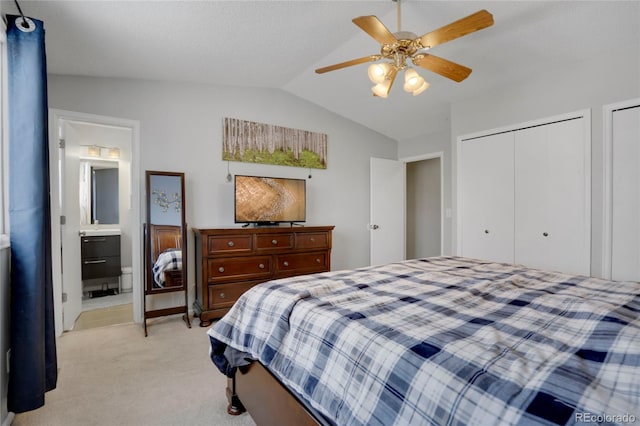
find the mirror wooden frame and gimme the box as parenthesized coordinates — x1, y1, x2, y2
(143, 170, 191, 336)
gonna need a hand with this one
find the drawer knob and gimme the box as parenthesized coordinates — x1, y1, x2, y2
(259, 263, 265, 269)
(310, 237, 315, 242)
(218, 266, 225, 273)
(227, 241, 235, 247)
(316, 258, 321, 263)
(543, 232, 549, 237)
(484, 229, 489, 234)
(283, 261, 289, 267)
(271, 239, 278, 245)
(219, 292, 225, 299)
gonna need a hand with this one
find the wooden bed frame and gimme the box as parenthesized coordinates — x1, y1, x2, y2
(226, 361, 325, 426)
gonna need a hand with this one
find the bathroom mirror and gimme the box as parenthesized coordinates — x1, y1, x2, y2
(79, 159, 119, 225)
(143, 170, 190, 336)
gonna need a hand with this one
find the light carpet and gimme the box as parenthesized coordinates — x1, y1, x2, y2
(13, 316, 256, 426)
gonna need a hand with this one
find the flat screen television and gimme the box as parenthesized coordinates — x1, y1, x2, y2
(234, 175, 306, 225)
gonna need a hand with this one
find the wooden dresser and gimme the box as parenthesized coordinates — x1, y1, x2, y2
(193, 226, 334, 326)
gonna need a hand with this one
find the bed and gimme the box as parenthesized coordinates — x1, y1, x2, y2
(207, 256, 640, 425)
(149, 224, 183, 288)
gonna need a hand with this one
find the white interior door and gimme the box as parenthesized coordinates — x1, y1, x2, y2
(514, 118, 588, 275)
(370, 157, 405, 265)
(459, 132, 515, 264)
(612, 105, 640, 281)
(60, 120, 84, 330)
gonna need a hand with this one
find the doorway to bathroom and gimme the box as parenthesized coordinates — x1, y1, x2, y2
(49, 109, 142, 334)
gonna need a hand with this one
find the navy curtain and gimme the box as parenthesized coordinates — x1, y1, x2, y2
(6, 14, 58, 413)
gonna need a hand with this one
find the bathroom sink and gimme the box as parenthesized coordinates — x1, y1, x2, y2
(80, 228, 121, 237)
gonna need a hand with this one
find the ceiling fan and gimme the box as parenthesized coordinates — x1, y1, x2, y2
(315, 0, 494, 98)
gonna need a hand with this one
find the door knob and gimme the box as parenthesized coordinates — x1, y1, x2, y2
(370, 224, 380, 230)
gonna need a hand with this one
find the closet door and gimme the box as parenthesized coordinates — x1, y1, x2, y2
(460, 132, 514, 264)
(514, 118, 589, 275)
(611, 106, 640, 281)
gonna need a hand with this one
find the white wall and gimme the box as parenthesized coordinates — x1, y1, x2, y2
(0, 3, 9, 423)
(397, 44, 640, 277)
(47, 75, 397, 311)
(406, 158, 441, 259)
(398, 40, 640, 276)
(450, 46, 639, 278)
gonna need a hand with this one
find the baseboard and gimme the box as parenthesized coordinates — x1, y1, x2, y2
(2, 412, 15, 426)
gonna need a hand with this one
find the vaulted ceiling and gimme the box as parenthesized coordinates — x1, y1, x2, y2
(4, 1, 639, 141)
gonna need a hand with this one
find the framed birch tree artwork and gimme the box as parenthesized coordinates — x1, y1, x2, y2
(223, 118, 327, 169)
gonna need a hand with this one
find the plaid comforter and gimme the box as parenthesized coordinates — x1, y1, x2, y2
(207, 256, 640, 425)
(152, 249, 181, 288)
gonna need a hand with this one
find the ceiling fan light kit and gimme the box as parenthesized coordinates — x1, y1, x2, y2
(371, 66, 398, 98)
(316, 1, 494, 98)
(368, 63, 392, 85)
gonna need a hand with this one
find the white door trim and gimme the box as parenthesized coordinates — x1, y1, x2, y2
(399, 152, 444, 255)
(602, 98, 640, 279)
(49, 109, 142, 336)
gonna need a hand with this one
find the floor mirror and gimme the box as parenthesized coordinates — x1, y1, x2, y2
(143, 170, 191, 336)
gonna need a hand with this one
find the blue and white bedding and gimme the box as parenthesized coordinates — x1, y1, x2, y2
(207, 256, 640, 426)
(152, 248, 182, 288)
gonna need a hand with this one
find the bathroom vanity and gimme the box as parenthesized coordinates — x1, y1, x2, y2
(80, 229, 122, 294)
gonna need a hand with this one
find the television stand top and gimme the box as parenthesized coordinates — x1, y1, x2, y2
(241, 222, 305, 228)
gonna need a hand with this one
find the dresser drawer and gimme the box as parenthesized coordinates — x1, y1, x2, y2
(207, 235, 252, 255)
(256, 233, 294, 251)
(295, 232, 329, 249)
(82, 255, 121, 280)
(276, 251, 328, 275)
(207, 256, 273, 282)
(81, 235, 120, 258)
(208, 281, 262, 310)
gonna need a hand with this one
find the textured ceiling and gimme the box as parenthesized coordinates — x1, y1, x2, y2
(3, 0, 639, 141)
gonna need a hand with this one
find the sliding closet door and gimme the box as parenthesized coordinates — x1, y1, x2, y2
(611, 106, 640, 281)
(460, 132, 514, 264)
(514, 118, 589, 275)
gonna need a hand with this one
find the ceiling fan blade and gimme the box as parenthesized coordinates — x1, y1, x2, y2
(413, 54, 472, 82)
(352, 16, 398, 45)
(418, 10, 494, 49)
(315, 55, 381, 74)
